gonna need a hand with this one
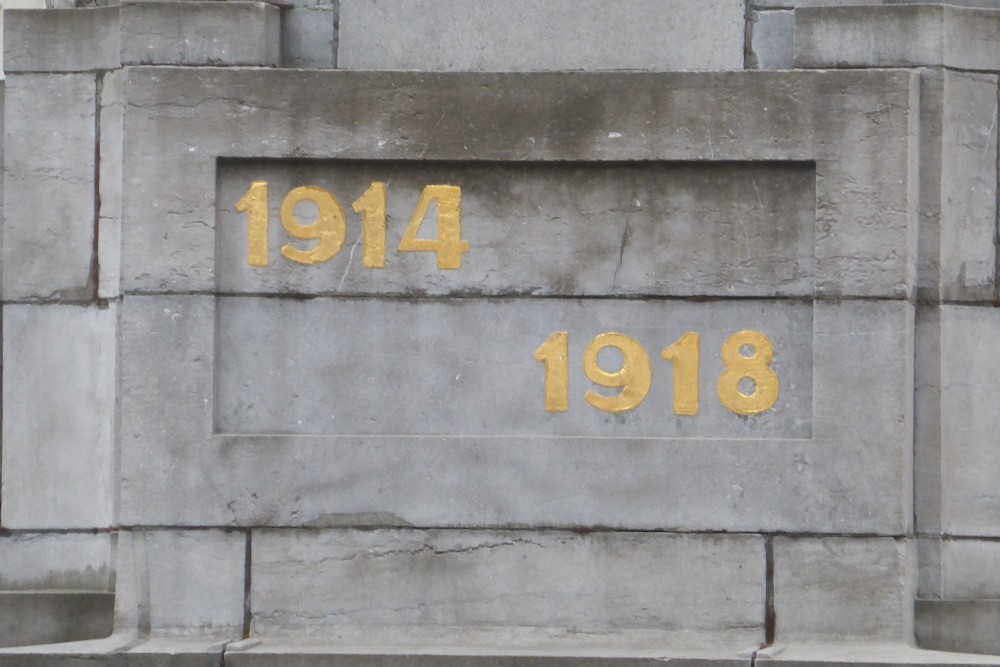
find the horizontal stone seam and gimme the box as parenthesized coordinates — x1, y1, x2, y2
(796, 64, 1000, 76)
(98, 526, 914, 539)
(102, 293, 913, 303)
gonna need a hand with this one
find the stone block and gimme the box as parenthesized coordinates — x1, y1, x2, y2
(2, 7, 120, 73)
(750, 10, 794, 69)
(0, 533, 112, 591)
(217, 161, 817, 298)
(795, 4, 1000, 69)
(937, 306, 1000, 536)
(120, 1, 279, 66)
(98, 69, 123, 298)
(915, 599, 1000, 656)
(0, 591, 114, 648)
(914, 306, 942, 536)
(1, 304, 116, 529)
(915, 70, 999, 302)
(215, 298, 814, 439)
(120, 297, 912, 535)
(280, 5, 337, 69)
(940, 540, 1000, 599)
(773, 537, 916, 641)
(337, 0, 744, 71)
(225, 638, 754, 667)
(113, 529, 245, 637)
(250, 529, 764, 640)
(3, 73, 96, 300)
(122, 68, 918, 297)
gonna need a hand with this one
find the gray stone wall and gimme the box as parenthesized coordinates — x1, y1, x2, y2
(1, 1, 1000, 665)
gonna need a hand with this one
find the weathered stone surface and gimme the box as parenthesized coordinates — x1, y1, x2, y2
(124, 68, 917, 298)
(773, 537, 916, 641)
(936, 306, 1000, 536)
(915, 70, 999, 302)
(2, 7, 120, 72)
(1, 304, 115, 529)
(98, 69, 123, 298)
(750, 10, 794, 69)
(113, 529, 245, 637)
(226, 636, 755, 667)
(281, 4, 337, 68)
(120, 1, 279, 66)
(0, 533, 112, 590)
(940, 540, 1000, 598)
(916, 600, 1000, 656)
(218, 161, 816, 298)
(0, 591, 114, 648)
(337, 0, 744, 71)
(795, 4, 1000, 69)
(3, 73, 96, 300)
(760, 0, 1000, 6)
(0, 637, 228, 667)
(216, 297, 813, 438)
(914, 306, 943, 536)
(251, 529, 764, 640)
(121, 296, 911, 534)
(758, 641, 1000, 666)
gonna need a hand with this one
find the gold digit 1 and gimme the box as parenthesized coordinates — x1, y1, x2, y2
(398, 185, 469, 269)
(352, 182, 387, 268)
(583, 333, 652, 413)
(717, 330, 780, 415)
(236, 180, 269, 267)
(534, 332, 569, 412)
(661, 332, 700, 416)
(280, 186, 347, 265)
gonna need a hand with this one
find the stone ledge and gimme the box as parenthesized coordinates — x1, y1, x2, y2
(3, 1, 279, 72)
(795, 4, 1000, 70)
(3, 637, 1000, 667)
(916, 599, 1000, 657)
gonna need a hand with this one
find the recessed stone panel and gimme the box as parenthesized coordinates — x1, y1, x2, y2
(217, 160, 815, 297)
(215, 297, 813, 439)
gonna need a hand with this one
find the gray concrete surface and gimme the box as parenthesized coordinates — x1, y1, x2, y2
(0, 591, 114, 648)
(120, 2, 279, 66)
(120, 296, 912, 534)
(3, 73, 96, 299)
(338, 0, 745, 72)
(774, 537, 916, 641)
(2, 6, 119, 72)
(251, 530, 764, 640)
(1, 304, 116, 529)
(123, 69, 918, 298)
(795, 4, 1000, 69)
(5, 0, 1000, 658)
(0, 533, 112, 591)
(113, 530, 245, 637)
(218, 160, 816, 297)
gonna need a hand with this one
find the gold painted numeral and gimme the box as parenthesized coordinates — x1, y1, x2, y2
(717, 330, 780, 416)
(398, 185, 469, 270)
(235, 181, 465, 269)
(583, 333, 652, 413)
(235, 180, 269, 267)
(352, 181, 388, 269)
(534, 331, 569, 412)
(661, 332, 700, 416)
(537, 329, 779, 417)
(280, 186, 347, 265)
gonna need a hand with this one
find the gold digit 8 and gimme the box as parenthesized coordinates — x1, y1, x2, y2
(717, 330, 780, 416)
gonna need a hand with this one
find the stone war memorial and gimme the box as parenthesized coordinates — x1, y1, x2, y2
(5, 0, 1000, 664)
